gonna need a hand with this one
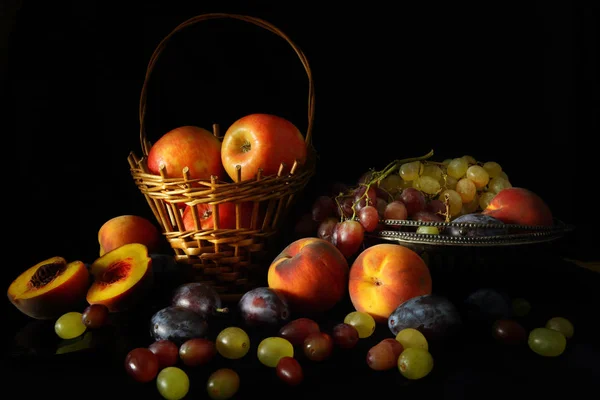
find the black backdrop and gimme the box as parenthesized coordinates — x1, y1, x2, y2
(1, 0, 597, 388)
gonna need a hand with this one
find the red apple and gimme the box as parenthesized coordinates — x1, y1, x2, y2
(182, 202, 257, 231)
(267, 238, 349, 314)
(220, 114, 307, 182)
(147, 125, 225, 181)
(482, 187, 553, 226)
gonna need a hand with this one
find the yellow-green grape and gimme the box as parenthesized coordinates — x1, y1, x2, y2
(414, 176, 441, 195)
(462, 193, 479, 214)
(416, 226, 439, 235)
(55, 312, 87, 339)
(156, 367, 189, 400)
(462, 155, 477, 165)
(216, 327, 250, 359)
(482, 161, 502, 178)
(379, 174, 404, 196)
(344, 311, 376, 338)
(395, 328, 429, 350)
(442, 158, 452, 166)
(528, 327, 567, 357)
(439, 189, 462, 217)
(466, 165, 489, 189)
(399, 161, 422, 181)
(512, 297, 531, 317)
(398, 178, 413, 190)
(498, 171, 510, 181)
(442, 175, 458, 191)
(488, 177, 512, 194)
(447, 158, 469, 179)
(455, 178, 477, 204)
(479, 192, 496, 210)
(545, 317, 574, 339)
(257, 337, 294, 367)
(422, 164, 444, 183)
(206, 368, 240, 400)
(398, 347, 434, 380)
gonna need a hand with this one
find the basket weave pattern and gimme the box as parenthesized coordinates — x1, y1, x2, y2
(127, 14, 316, 300)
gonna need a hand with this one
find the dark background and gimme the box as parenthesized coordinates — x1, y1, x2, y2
(1, 1, 598, 398)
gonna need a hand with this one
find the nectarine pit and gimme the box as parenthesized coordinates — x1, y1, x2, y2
(98, 259, 132, 285)
(30, 261, 66, 288)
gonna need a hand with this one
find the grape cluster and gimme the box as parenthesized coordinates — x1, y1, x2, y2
(296, 151, 514, 257)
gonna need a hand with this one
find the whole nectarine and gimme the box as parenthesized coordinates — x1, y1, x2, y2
(482, 187, 553, 226)
(7, 257, 91, 319)
(221, 113, 307, 182)
(147, 125, 225, 181)
(98, 215, 161, 256)
(181, 201, 256, 231)
(348, 244, 432, 324)
(267, 238, 348, 314)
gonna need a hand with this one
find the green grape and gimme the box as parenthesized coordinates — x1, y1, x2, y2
(461, 194, 479, 214)
(442, 158, 452, 166)
(442, 174, 458, 191)
(207, 368, 240, 400)
(216, 327, 250, 359)
(414, 176, 441, 195)
(257, 337, 294, 367)
(379, 174, 404, 195)
(398, 347, 434, 380)
(488, 177, 512, 194)
(395, 328, 429, 350)
(55, 312, 87, 339)
(447, 158, 469, 179)
(399, 161, 422, 181)
(545, 317, 574, 339)
(455, 178, 477, 203)
(479, 192, 496, 211)
(156, 367, 189, 400)
(466, 165, 489, 189)
(416, 226, 439, 235)
(344, 311, 376, 338)
(439, 189, 462, 216)
(528, 327, 567, 357)
(421, 164, 444, 183)
(482, 161, 502, 178)
(511, 297, 531, 317)
(462, 155, 477, 165)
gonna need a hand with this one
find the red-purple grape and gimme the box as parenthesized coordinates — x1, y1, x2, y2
(412, 210, 444, 222)
(279, 318, 321, 346)
(179, 338, 216, 367)
(81, 304, 109, 329)
(303, 332, 333, 361)
(358, 205, 379, 232)
(312, 195, 336, 222)
(124, 348, 159, 383)
(332, 219, 364, 258)
(383, 200, 408, 220)
(276, 356, 304, 386)
(366, 338, 405, 371)
(399, 187, 426, 217)
(317, 217, 338, 242)
(336, 196, 354, 219)
(426, 199, 446, 215)
(148, 339, 179, 369)
(492, 319, 527, 345)
(331, 323, 359, 349)
(375, 198, 388, 218)
(354, 185, 377, 211)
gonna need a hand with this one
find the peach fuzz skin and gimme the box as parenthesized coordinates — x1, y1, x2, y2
(483, 187, 553, 226)
(268, 238, 349, 314)
(147, 125, 225, 181)
(7, 257, 91, 320)
(221, 114, 307, 182)
(349, 244, 432, 324)
(98, 215, 161, 257)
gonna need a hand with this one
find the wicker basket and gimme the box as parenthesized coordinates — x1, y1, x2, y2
(127, 13, 316, 301)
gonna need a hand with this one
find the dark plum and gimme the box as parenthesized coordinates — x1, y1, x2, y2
(388, 294, 462, 342)
(150, 306, 208, 345)
(464, 288, 512, 323)
(238, 287, 290, 327)
(446, 213, 507, 237)
(171, 282, 228, 319)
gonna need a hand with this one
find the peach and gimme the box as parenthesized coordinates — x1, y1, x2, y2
(221, 113, 307, 182)
(98, 215, 161, 256)
(349, 244, 432, 324)
(86, 243, 153, 312)
(482, 187, 553, 226)
(267, 238, 349, 314)
(7, 256, 91, 319)
(147, 125, 225, 181)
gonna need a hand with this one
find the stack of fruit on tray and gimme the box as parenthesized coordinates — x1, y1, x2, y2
(7, 144, 575, 400)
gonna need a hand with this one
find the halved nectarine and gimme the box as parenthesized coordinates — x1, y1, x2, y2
(7, 257, 91, 320)
(86, 243, 153, 312)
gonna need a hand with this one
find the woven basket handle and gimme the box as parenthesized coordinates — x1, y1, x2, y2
(138, 13, 315, 156)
